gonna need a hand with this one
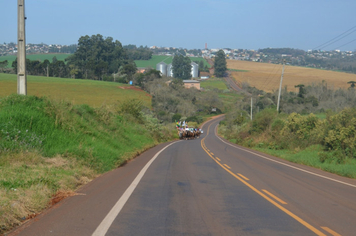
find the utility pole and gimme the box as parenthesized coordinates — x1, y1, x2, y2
(276, 59, 285, 113)
(17, 0, 27, 95)
(250, 97, 253, 120)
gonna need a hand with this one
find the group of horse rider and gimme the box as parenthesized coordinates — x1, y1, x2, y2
(176, 120, 202, 139)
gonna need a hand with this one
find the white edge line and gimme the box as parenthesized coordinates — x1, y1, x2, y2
(211, 122, 356, 189)
(92, 141, 179, 236)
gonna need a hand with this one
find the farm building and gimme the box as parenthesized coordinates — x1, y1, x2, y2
(183, 80, 200, 90)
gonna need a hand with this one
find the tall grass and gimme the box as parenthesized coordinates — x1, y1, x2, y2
(0, 94, 175, 234)
(218, 108, 356, 179)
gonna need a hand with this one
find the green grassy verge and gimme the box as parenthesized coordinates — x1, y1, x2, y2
(253, 145, 356, 178)
(219, 108, 356, 179)
(0, 94, 176, 234)
(0, 73, 151, 108)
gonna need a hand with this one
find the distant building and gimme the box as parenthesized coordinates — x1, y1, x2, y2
(200, 71, 210, 79)
(183, 80, 200, 90)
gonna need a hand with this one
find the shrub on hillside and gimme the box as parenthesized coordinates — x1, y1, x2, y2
(250, 108, 277, 134)
(322, 108, 356, 158)
(280, 113, 322, 148)
(118, 99, 144, 123)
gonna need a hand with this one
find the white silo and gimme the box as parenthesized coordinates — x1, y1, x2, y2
(156, 62, 167, 77)
(191, 62, 199, 78)
(167, 63, 173, 77)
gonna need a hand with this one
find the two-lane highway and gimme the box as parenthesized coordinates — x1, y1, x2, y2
(9, 117, 356, 236)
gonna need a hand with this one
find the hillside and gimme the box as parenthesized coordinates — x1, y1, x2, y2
(228, 60, 356, 92)
(0, 73, 151, 108)
(0, 76, 175, 234)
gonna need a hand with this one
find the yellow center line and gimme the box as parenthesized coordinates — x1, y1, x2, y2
(224, 164, 231, 169)
(237, 173, 249, 181)
(320, 227, 341, 236)
(262, 189, 287, 205)
(216, 157, 221, 161)
(201, 137, 326, 236)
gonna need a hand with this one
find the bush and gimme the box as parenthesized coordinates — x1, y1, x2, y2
(172, 113, 182, 122)
(186, 116, 203, 124)
(323, 108, 356, 158)
(250, 108, 277, 134)
(118, 99, 144, 123)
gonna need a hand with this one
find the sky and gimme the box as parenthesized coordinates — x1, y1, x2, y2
(2, 0, 356, 51)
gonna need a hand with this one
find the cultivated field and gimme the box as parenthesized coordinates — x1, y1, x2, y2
(200, 78, 228, 90)
(228, 60, 356, 92)
(0, 73, 151, 108)
(0, 54, 71, 67)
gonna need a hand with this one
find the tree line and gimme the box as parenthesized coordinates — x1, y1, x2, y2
(2, 34, 153, 81)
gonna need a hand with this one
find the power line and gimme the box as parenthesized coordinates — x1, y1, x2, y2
(332, 38, 356, 51)
(259, 62, 282, 92)
(313, 25, 356, 50)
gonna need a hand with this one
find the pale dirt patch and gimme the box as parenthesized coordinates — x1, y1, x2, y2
(44, 156, 69, 168)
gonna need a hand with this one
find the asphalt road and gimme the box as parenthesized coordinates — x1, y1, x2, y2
(9, 117, 356, 236)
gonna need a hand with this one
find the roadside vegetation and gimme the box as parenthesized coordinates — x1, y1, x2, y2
(0, 94, 176, 234)
(219, 85, 356, 178)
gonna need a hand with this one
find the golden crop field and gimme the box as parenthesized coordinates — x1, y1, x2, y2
(228, 60, 356, 93)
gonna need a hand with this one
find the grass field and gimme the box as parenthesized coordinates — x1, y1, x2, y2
(228, 60, 356, 92)
(0, 73, 151, 108)
(201, 78, 228, 90)
(0, 54, 71, 67)
(200, 77, 243, 112)
(135, 55, 211, 68)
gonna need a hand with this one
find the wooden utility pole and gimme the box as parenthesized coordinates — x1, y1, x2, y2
(17, 0, 27, 95)
(277, 59, 285, 113)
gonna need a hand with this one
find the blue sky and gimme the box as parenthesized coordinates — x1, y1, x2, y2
(2, 0, 356, 51)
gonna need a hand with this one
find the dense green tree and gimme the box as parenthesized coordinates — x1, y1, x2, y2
(66, 34, 128, 80)
(348, 81, 356, 88)
(214, 50, 227, 77)
(11, 58, 17, 74)
(295, 84, 306, 98)
(119, 60, 137, 82)
(172, 55, 191, 80)
(123, 44, 152, 60)
(0, 60, 8, 72)
(134, 69, 161, 88)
